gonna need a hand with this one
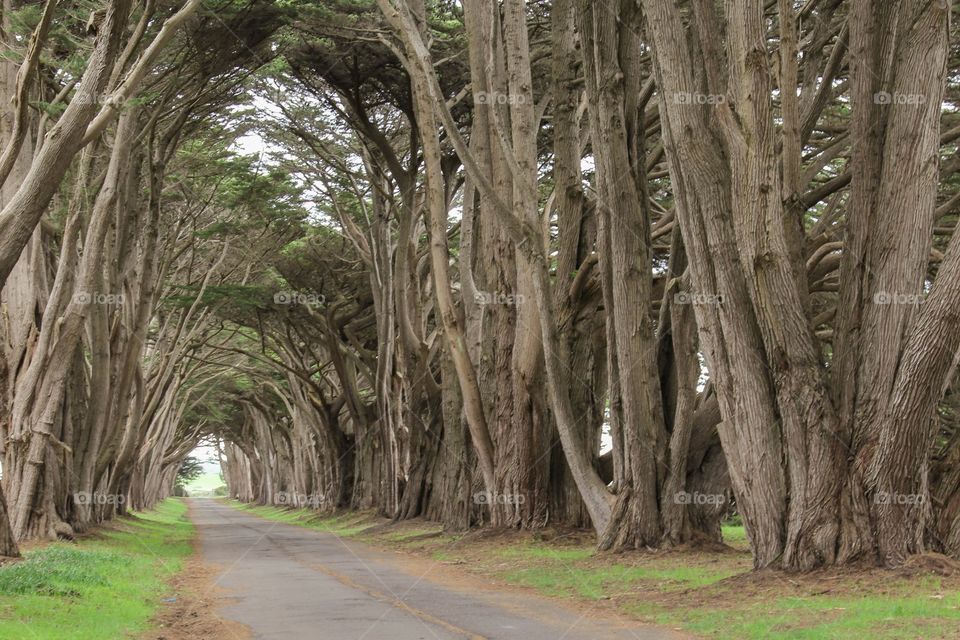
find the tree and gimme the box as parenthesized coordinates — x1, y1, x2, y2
(640, 0, 959, 568)
(4, 0, 957, 577)
(175, 456, 206, 487)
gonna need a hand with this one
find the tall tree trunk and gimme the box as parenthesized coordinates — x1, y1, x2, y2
(403, 17, 499, 508)
(579, 0, 670, 550)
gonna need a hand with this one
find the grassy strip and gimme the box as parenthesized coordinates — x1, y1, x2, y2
(0, 499, 193, 640)
(229, 501, 378, 537)
(453, 538, 960, 639)
(229, 499, 960, 639)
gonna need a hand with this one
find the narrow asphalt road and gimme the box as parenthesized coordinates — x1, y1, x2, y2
(191, 499, 685, 640)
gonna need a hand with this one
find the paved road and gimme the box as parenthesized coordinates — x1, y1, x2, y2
(191, 499, 684, 640)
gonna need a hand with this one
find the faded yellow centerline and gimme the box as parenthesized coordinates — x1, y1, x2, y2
(308, 561, 488, 640)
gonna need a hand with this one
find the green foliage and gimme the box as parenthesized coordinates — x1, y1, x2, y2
(172, 145, 309, 236)
(175, 456, 205, 486)
(2, 5, 43, 61)
(162, 283, 273, 310)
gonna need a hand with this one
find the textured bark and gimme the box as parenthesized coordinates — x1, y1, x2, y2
(836, 0, 954, 567)
(579, 0, 669, 550)
(641, 0, 955, 568)
(0, 0, 56, 190)
(9, 110, 140, 539)
(549, 0, 604, 528)
(0, 0, 132, 290)
(0, 482, 20, 557)
(405, 27, 499, 507)
(3, 0, 954, 577)
(378, 0, 616, 536)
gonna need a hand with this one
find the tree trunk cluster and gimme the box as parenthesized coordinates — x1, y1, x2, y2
(2, 0, 959, 577)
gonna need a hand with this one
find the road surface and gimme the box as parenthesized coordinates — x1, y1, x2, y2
(191, 499, 684, 640)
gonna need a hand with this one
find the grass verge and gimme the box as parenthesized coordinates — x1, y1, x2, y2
(0, 499, 193, 640)
(230, 501, 378, 537)
(228, 499, 960, 639)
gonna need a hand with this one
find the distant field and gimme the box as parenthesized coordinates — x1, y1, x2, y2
(184, 470, 225, 496)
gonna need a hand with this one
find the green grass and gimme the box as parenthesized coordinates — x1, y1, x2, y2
(379, 528, 442, 542)
(488, 540, 960, 640)
(230, 501, 376, 537)
(504, 561, 740, 598)
(679, 581, 960, 639)
(722, 523, 749, 548)
(482, 542, 960, 638)
(0, 499, 193, 639)
(483, 542, 960, 638)
(490, 541, 739, 599)
(183, 470, 226, 496)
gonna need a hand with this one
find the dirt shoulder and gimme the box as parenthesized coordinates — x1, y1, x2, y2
(141, 503, 252, 640)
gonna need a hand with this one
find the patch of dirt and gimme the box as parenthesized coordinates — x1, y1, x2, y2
(140, 555, 250, 640)
(140, 505, 251, 640)
(71, 513, 147, 542)
(341, 512, 402, 533)
(654, 532, 742, 554)
(14, 538, 56, 553)
(896, 552, 960, 577)
(428, 525, 595, 554)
